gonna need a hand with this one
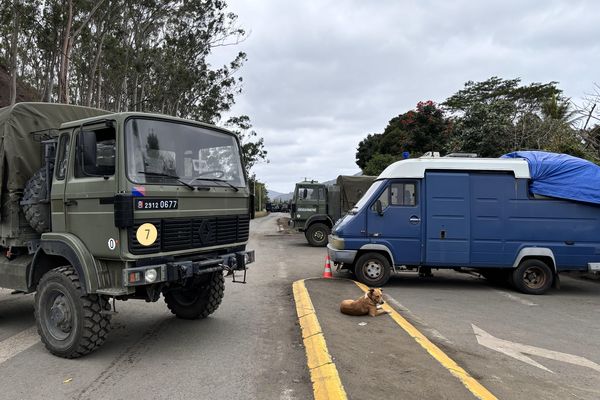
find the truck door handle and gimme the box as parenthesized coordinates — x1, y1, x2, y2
(409, 215, 420, 224)
(64, 199, 78, 206)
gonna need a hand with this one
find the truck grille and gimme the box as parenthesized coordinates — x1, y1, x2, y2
(128, 215, 250, 254)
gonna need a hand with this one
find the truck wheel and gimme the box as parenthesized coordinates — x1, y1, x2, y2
(34, 266, 111, 358)
(512, 259, 553, 295)
(354, 253, 391, 286)
(22, 167, 51, 233)
(306, 223, 330, 247)
(163, 272, 225, 319)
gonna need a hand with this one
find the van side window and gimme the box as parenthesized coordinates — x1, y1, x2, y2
(75, 128, 116, 178)
(391, 183, 416, 206)
(372, 187, 390, 211)
(55, 134, 70, 180)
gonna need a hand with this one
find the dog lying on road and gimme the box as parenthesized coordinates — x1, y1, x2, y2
(340, 288, 390, 317)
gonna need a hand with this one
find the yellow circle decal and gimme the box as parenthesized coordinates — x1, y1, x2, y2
(136, 223, 158, 246)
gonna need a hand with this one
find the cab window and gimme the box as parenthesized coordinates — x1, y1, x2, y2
(390, 183, 417, 206)
(75, 127, 116, 178)
(55, 134, 70, 180)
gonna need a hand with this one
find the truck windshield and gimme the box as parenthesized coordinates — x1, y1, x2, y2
(349, 180, 383, 214)
(126, 118, 245, 188)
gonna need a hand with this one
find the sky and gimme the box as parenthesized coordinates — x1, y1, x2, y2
(210, 0, 600, 193)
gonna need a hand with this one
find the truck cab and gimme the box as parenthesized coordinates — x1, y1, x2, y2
(290, 181, 329, 245)
(0, 104, 255, 358)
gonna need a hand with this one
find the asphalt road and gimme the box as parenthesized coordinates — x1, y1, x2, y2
(1, 213, 600, 399)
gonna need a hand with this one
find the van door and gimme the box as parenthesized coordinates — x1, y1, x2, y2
(425, 172, 470, 265)
(367, 180, 422, 265)
(63, 125, 120, 258)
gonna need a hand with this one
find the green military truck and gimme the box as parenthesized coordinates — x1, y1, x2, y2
(0, 103, 254, 358)
(289, 175, 375, 246)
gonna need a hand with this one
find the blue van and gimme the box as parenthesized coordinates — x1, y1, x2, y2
(327, 152, 600, 294)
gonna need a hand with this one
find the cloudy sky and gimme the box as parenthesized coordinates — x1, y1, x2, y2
(211, 0, 600, 193)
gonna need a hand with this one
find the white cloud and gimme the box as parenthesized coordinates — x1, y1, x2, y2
(210, 0, 600, 192)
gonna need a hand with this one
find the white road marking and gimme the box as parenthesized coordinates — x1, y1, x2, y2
(0, 326, 39, 365)
(473, 324, 600, 373)
(493, 289, 538, 306)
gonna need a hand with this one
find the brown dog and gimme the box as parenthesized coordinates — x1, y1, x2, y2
(340, 288, 389, 316)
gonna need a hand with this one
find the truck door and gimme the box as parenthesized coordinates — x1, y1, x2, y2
(367, 180, 422, 265)
(63, 125, 120, 258)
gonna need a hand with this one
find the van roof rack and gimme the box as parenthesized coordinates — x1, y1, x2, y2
(444, 153, 478, 158)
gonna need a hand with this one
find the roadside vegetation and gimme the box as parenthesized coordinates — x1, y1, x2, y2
(357, 77, 600, 175)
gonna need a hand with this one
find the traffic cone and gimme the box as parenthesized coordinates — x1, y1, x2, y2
(323, 255, 333, 278)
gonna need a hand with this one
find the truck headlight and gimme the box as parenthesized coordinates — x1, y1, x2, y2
(145, 268, 158, 283)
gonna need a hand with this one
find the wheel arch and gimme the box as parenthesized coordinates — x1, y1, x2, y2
(306, 214, 334, 229)
(29, 234, 101, 294)
(512, 248, 557, 273)
(357, 244, 394, 268)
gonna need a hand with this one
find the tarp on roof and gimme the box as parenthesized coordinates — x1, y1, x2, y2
(0, 102, 110, 192)
(336, 175, 376, 211)
(501, 151, 600, 204)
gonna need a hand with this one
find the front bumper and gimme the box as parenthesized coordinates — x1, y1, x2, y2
(123, 250, 255, 286)
(327, 243, 357, 265)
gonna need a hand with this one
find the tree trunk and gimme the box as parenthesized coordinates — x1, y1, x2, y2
(86, 32, 106, 107)
(58, 0, 73, 103)
(9, 0, 19, 105)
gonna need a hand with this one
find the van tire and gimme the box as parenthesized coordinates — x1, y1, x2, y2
(35, 266, 111, 358)
(22, 167, 52, 233)
(306, 223, 330, 247)
(512, 259, 553, 295)
(354, 253, 391, 286)
(163, 272, 225, 319)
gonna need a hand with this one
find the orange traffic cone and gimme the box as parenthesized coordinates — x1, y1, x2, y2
(323, 255, 333, 278)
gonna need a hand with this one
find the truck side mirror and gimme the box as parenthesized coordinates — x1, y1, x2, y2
(375, 200, 383, 216)
(79, 130, 99, 176)
(302, 188, 307, 199)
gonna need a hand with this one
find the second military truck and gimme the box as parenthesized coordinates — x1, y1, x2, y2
(289, 175, 375, 246)
(0, 103, 254, 358)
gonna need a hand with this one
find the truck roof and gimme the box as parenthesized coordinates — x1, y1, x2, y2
(378, 157, 531, 179)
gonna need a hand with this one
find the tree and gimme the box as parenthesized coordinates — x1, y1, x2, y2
(355, 101, 450, 171)
(363, 153, 398, 176)
(225, 115, 267, 175)
(443, 77, 564, 156)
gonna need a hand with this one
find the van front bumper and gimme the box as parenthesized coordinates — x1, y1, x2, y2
(327, 244, 357, 265)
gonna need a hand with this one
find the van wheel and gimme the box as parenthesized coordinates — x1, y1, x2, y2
(163, 272, 225, 319)
(354, 253, 391, 286)
(306, 223, 330, 247)
(512, 259, 553, 295)
(35, 266, 111, 358)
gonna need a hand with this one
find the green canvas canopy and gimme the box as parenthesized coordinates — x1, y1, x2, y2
(336, 175, 376, 211)
(0, 102, 111, 193)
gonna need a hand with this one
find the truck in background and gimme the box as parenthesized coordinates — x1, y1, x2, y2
(289, 175, 375, 246)
(0, 103, 254, 357)
(327, 152, 600, 294)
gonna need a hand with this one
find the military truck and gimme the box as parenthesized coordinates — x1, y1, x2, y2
(289, 175, 375, 246)
(0, 103, 254, 358)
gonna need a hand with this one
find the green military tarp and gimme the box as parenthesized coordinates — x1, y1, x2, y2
(0, 102, 111, 193)
(336, 175, 376, 211)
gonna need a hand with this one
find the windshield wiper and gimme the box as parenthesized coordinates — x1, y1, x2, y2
(136, 171, 195, 190)
(188, 177, 239, 192)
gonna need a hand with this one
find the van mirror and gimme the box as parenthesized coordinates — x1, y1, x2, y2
(375, 199, 383, 216)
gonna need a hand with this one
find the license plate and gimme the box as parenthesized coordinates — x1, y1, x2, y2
(134, 199, 179, 210)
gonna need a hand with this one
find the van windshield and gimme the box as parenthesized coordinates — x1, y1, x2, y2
(126, 118, 245, 188)
(349, 180, 383, 214)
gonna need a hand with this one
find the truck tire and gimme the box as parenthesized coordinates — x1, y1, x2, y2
(22, 167, 51, 233)
(163, 272, 225, 319)
(512, 259, 553, 295)
(306, 223, 330, 247)
(354, 252, 391, 287)
(34, 266, 111, 358)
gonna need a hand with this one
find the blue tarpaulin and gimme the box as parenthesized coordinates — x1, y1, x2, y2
(501, 151, 600, 204)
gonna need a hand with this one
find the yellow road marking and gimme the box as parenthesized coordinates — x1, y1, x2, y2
(353, 281, 498, 400)
(293, 280, 348, 400)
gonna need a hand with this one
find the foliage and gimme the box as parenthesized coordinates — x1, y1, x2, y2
(356, 101, 450, 170)
(225, 115, 268, 174)
(363, 153, 399, 176)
